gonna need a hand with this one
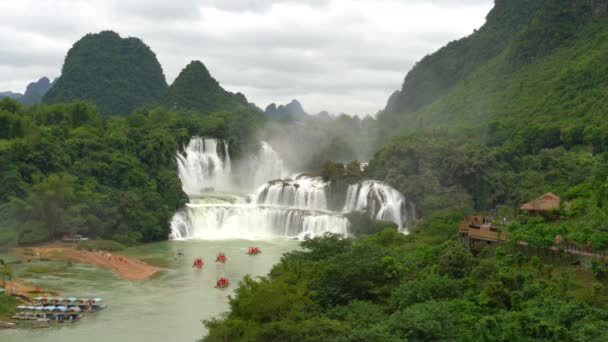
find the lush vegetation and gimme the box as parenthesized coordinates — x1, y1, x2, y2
(387, 0, 543, 114)
(162, 61, 250, 114)
(0, 292, 15, 319)
(43, 31, 168, 115)
(0, 97, 264, 246)
(380, 0, 608, 137)
(204, 221, 608, 341)
(202, 1, 608, 340)
(372, 0, 608, 249)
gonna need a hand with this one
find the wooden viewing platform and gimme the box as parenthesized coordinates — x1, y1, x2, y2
(459, 216, 510, 249)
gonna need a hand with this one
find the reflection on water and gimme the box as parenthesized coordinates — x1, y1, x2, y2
(1, 239, 298, 342)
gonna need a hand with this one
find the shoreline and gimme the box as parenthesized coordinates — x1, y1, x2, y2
(12, 242, 163, 280)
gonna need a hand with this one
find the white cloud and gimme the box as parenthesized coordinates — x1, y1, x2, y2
(0, 0, 493, 116)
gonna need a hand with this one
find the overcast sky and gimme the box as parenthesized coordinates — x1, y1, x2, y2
(0, 0, 493, 116)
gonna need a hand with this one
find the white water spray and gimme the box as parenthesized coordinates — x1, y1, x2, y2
(252, 174, 329, 211)
(177, 138, 231, 195)
(170, 137, 415, 240)
(343, 180, 415, 231)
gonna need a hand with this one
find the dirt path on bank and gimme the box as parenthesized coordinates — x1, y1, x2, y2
(13, 243, 162, 280)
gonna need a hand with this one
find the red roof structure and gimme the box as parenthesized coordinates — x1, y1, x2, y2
(520, 192, 560, 212)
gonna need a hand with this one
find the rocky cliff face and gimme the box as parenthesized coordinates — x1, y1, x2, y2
(21, 77, 53, 105)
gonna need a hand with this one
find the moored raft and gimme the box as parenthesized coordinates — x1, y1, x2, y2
(64, 297, 78, 307)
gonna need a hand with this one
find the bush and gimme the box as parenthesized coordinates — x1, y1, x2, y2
(77, 240, 126, 252)
(0, 293, 16, 317)
(345, 211, 398, 237)
(28, 265, 50, 274)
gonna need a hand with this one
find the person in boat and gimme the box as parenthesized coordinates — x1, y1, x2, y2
(216, 278, 229, 287)
(193, 258, 204, 267)
(216, 253, 226, 263)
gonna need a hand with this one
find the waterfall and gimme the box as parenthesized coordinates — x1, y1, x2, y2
(177, 138, 289, 195)
(169, 200, 349, 241)
(171, 137, 415, 240)
(177, 137, 231, 195)
(251, 142, 289, 187)
(252, 174, 329, 211)
(343, 180, 414, 231)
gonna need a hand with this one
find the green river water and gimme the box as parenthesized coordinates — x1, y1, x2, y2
(0, 239, 299, 342)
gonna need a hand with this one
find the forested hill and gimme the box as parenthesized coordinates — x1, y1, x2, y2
(43, 31, 168, 115)
(386, 0, 543, 115)
(369, 0, 608, 244)
(161, 60, 250, 114)
(380, 0, 608, 136)
(0, 97, 265, 247)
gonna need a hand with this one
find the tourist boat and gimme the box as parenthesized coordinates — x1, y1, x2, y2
(215, 278, 230, 289)
(76, 298, 90, 309)
(52, 306, 68, 321)
(192, 258, 204, 268)
(247, 247, 262, 255)
(88, 298, 106, 311)
(43, 306, 57, 319)
(32, 297, 44, 305)
(35, 297, 51, 306)
(216, 253, 227, 263)
(63, 297, 78, 307)
(64, 307, 84, 322)
(51, 297, 64, 306)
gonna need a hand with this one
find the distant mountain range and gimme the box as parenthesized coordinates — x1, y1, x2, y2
(0, 77, 54, 105)
(264, 99, 308, 120)
(264, 99, 339, 121)
(2, 30, 351, 118)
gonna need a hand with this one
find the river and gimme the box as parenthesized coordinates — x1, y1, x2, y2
(1, 239, 299, 342)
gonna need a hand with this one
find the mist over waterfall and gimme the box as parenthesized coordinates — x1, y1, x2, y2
(343, 180, 415, 231)
(251, 142, 290, 188)
(170, 137, 415, 240)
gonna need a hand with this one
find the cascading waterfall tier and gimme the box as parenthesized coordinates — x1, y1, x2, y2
(170, 137, 415, 240)
(171, 138, 349, 240)
(169, 199, 348, 240)
(252, 174, 330, 211)
(343, 180, 415, 231)
(177, 137, 231, 195)
(177, 137, 289, 194)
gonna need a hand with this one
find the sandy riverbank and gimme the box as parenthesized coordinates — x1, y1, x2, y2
(13, 243, 162, 280)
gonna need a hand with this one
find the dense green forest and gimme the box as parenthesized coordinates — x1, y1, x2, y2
(162, 61, 251, 114)
(203, 224, 608, 341)
(0, 98, 264, 246)
(43, 31, 168, 115)
(371, 0, 608, 249)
